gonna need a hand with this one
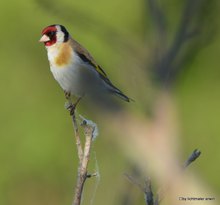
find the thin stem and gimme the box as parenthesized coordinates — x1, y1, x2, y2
(71, 112, 83, 163)
(124, 173, 145, 192)
(71, 112, 96, 205)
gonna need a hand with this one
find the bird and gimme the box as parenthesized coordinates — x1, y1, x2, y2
(39, 24, 130, 114)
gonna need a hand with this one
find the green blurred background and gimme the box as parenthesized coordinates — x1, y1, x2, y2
(0, 0, 220, 204)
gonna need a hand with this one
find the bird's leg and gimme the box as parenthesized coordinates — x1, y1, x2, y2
(69, 97, 82, 116)
(64, 91, 83, 115)
(64, 91, 72, 107)
(64, 91, 71, 101)
(64, 91, 74, 114)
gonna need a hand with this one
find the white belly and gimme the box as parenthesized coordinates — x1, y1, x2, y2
(50, 64, 83, 96)
(50, 56, 104, 97)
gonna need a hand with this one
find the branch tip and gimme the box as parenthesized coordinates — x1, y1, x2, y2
(184, 149, 201, 168)
(79, 115, 99, 140)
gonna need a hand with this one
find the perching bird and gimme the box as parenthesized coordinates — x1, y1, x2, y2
(39, 24, 130, 112)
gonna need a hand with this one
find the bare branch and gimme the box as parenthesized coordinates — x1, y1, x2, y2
(71, 112, 83, 163)
(80, 120, 95, 176)
(68, 109, 98, 205)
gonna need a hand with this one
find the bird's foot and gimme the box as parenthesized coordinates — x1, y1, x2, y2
(64, 91, 71, 100)
(64, 101, 76, 116)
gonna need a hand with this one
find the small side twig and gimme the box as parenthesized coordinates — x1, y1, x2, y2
(124, 174, 154, 205)
(124, 173, 145, 193)
(183, 149, 201, 169)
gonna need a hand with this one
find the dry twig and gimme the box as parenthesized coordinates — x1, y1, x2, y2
(71, 113, 84, 163)
(67, 106, 98, 205)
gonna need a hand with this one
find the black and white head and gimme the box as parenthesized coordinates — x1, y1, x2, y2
(39, 24, 69, 46)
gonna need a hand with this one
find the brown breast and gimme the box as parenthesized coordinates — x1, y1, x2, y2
(55, 42, 72, 67)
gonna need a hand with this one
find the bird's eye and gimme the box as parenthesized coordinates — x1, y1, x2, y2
(47, 31, 56, 38)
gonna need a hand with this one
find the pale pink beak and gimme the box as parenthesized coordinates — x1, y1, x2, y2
(39, 34, 50, 42)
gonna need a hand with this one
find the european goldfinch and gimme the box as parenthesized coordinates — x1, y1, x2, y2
(39, 24, 130, 110)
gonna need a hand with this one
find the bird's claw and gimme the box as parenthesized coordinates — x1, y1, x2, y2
(64, 101, 76, 116)
(64, 101, 72, 109)
(69, 105, 76, 116)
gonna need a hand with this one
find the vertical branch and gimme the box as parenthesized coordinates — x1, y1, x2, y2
(71, 113, 83, 163)
(144, 178, 154, 205)
(81, 121, 94, 173)
(69, 109, 98, 205)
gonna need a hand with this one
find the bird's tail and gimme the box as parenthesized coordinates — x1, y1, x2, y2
(101, 74, 133, 102)
(113, 89, 133, 102)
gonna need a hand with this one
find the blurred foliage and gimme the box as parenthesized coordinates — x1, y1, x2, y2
(0, 0, 220, 204)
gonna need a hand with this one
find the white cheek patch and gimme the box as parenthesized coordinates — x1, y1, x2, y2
(56, 25, 65, 43)
(56, 31, 65, 42)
